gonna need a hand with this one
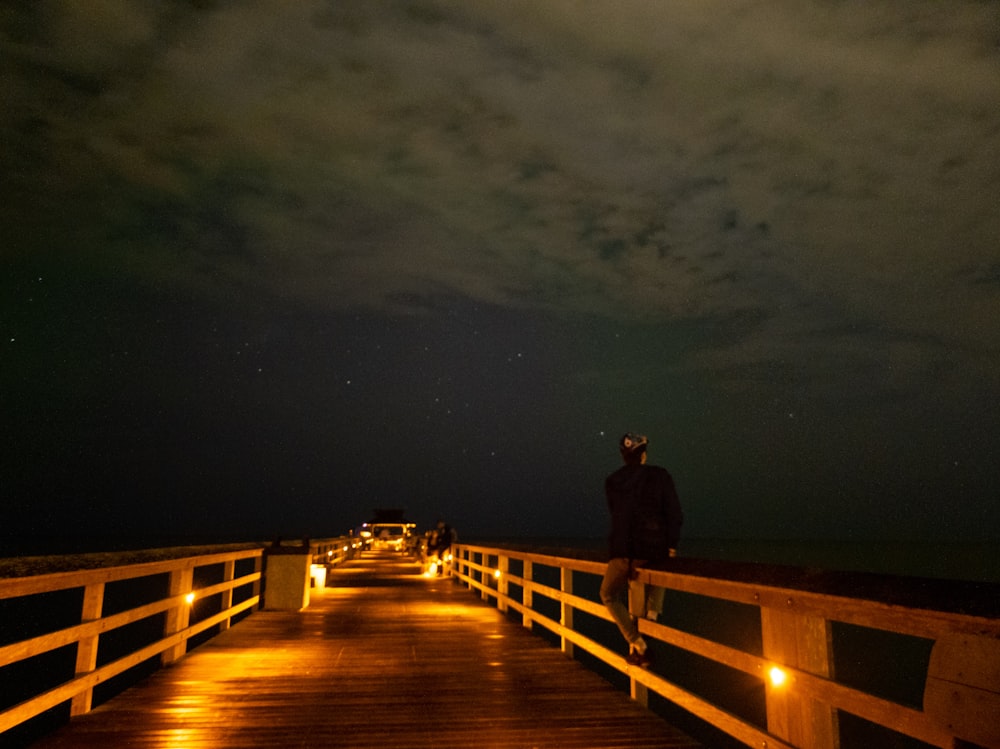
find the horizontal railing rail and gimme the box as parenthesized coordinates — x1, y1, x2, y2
(452, 543, 1000, 749)
(312, 536, 359, 567)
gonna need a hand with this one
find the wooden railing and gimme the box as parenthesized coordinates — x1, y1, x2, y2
(0, 547, 262, 735)
(312, 536, 358, 568)
(4, 540, 997, 748)
(0, 537, 353, 739)
(452, 543, 1000, 749)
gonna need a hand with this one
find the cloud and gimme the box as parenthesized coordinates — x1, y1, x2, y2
(3, 0, 998, 358)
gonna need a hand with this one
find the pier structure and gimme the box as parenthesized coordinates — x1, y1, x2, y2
(1, 539, 999, 748)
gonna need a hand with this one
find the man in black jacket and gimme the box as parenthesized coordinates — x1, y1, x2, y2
(600, 433, 683, 667)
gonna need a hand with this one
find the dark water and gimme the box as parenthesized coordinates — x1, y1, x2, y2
(3, 533, 996, 582)
(0, 533, 272, 560)
(680, 537, 1000, 583)
(470, 535, 1000, 583)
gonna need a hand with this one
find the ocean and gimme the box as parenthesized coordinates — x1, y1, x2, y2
(3, 534, 997, 583)
(469, 536, 1000, 583)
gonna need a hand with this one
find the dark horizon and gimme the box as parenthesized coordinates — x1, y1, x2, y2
(4, 532, 998, 586)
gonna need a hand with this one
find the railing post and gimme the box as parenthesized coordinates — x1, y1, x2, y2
(522, 560, 533, 630)
(629, 567, 652, 708)
(481, 553, 490, 601)
(453, 546, 464, 586)
(497, 555, 509, 613)
(251, 553, 263, 611)
(220, 559, 236, 631)
(560, 567, 574, 658)
(925, 633, 1000, 748)
(162, 567, 194, 665)
(630, 676, 649, 707)
(761, 606, 839, 749)
(70, 582, 105, 716)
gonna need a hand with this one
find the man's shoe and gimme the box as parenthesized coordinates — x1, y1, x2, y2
(626, 650, 652, 668)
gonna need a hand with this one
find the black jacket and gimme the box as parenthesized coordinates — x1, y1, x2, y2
(605, 464, 683, 560)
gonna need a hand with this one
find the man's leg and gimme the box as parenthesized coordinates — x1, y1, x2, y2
(645, 585, 666, 621)
(600, 557, 642, 648)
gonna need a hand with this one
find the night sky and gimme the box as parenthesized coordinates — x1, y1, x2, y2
(2, 1, 999, 553)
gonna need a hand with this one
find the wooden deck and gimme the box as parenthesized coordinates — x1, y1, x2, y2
(28, 552, 703, 749)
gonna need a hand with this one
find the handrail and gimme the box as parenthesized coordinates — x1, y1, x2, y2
(0, 548, 263, 599)
(452, 543, 1000, 749)
(311, 537, 358, 567)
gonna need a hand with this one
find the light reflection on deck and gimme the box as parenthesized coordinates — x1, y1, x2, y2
(28, 551, 703, 749)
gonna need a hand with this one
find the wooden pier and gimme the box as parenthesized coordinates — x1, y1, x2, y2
(4, 539, 1000, 748)
(23, 552, 703, 749)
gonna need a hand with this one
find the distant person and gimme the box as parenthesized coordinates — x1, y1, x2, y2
(429, 519, 454, 575)
(434, 519, 454, 554)
(600, 433, 683, 667)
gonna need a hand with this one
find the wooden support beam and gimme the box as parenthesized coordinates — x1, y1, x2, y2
(220, 559, 236, 631)
(761, 605, 840, 748)
(522, 560, 534, 631)
(70, 582, 105, 716)
(497, 555, 509, 613)
(561, 567, 575, 658)
(162, 567, 194, 665)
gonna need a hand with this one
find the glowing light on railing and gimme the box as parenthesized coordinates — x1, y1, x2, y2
(769, 666, 787, 687)
(494, 569, 502, 580)
(185, 592, 196, 605)
(328, 550, 333, 557)
(342, 545, 348, 552)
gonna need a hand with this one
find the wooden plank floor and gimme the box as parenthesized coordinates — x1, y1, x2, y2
(31, 552, 703, 749)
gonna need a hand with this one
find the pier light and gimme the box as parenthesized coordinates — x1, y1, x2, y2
(494, 569, 502, 580)
(184, 592, 196, 605)
(768, 665, 787, 687)
(328, 550, 333, 557)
